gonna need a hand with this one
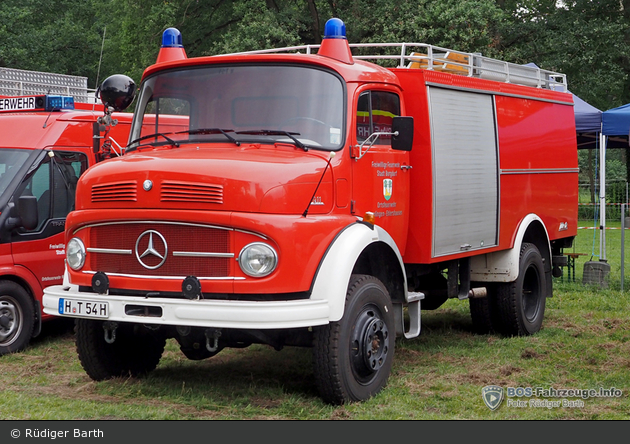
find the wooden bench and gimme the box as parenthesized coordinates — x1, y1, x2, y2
(563, 252, 588, 282)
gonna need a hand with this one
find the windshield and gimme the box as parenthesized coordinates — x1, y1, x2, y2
(0, 149, 32, 196)
(128, 64, 345, 151)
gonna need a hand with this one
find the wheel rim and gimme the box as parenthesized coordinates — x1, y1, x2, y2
(522, 265, 542, 322)
(0, 297, 23, 346)
(350, 304, 390, 384)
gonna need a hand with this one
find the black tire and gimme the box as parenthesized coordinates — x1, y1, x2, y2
(469, 282, 499, 334)
(469, 296, 493, 335)
(75, 319, 166, 380)
(0, 281, 34, 355)
(495, 243, 547, 336)
(313, 274, 395, 405)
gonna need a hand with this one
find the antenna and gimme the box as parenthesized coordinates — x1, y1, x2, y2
(94, 26, 106, 111)
(303, 152, 335, 217)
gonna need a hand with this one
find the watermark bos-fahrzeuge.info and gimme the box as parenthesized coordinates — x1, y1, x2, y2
(481, 385, 623, 411)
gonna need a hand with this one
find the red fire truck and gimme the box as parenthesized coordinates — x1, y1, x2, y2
(0, 69, 134, 355)
(42, 18, 578, 404)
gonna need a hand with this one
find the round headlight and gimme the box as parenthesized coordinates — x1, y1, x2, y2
(66, 237, 86, 270)
(238, 243, 278, 277)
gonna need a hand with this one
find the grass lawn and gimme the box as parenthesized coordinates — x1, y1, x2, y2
(571, 219, 630, 290)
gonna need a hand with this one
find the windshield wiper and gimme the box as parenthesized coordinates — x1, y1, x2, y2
(127, 132, 180, 152)
(175, 128, 240, 146)
(236, 130, 307, 151)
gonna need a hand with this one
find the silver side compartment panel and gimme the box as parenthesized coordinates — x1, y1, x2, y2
(429, 87, 499, 257)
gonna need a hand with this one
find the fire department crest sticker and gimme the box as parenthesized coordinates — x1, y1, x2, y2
(482, 385, 504, 411)
(383, 179, 393, 201)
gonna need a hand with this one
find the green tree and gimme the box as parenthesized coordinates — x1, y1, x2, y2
(208, 0, 307, 54)
(0, 0, 105, 89)
(496, 0, 630, 110)
(336, 0, 506, 56)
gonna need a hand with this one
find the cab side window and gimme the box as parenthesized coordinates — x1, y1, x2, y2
(17, 152, 87, 232)
(356, 91, 401, 146)
(29, 161, 51, 230)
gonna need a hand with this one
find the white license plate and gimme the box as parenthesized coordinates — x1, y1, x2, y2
(59, 298, 109, 318)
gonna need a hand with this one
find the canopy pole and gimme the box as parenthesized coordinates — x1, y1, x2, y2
(600, 132, 607, 261)
(622, 203, 625, 292)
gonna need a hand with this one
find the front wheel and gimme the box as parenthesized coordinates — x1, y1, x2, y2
(75, 320, 166, 380)
(495, 243, 547, 336)
(313, 274, 395, 404)
(0, 281, 34, 356)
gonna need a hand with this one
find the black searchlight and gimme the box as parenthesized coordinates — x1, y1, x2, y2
(182, 276, 202, 300)
(92, 272, 110, 294)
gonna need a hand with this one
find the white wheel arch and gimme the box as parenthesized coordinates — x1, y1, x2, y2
(470, 213, 551, 283)
(310, 222, 408, 322)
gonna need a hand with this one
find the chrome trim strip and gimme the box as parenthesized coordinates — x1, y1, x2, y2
(172, 251, 235, 258)
(500, 168, 579, 175)
(81, 270, 244, 280)
(87, 248, 133, 254)
(235, 228, 268, 240)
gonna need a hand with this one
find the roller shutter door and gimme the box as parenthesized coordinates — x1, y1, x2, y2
(429, 87, 499, 257)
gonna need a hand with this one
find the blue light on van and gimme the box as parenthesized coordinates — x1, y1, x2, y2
(45, 95, 75, 111)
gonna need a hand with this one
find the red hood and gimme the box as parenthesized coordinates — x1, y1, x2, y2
(76, 144, 335, 215)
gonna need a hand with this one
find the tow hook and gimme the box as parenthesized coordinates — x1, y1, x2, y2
(103, 321, 118, 344)
(205, 328, 222, 352)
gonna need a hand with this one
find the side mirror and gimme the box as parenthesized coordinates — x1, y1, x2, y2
(17, 195, 39, 231)
(98, 74, 136, 112)
(5, 195, 39, 231)
(391, 116, 414, 151)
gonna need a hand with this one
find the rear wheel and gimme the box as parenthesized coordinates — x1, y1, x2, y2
(75, 320, 165, 380)
(0, 281, 34, 355)
(313, 274, 395, 404)
(469, 284, 498, 334)
(495, 243, 547, 336)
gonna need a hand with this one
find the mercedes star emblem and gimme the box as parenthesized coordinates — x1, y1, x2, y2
(135, 230, 168, 269)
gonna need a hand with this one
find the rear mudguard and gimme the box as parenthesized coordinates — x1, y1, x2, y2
(470, 213, 551, 283)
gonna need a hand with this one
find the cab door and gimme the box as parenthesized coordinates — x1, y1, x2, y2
(11, 151, 87, 294)
(351, 88, 411, 250)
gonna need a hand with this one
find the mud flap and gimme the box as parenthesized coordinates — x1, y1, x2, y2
(33, 300, 42, 338)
